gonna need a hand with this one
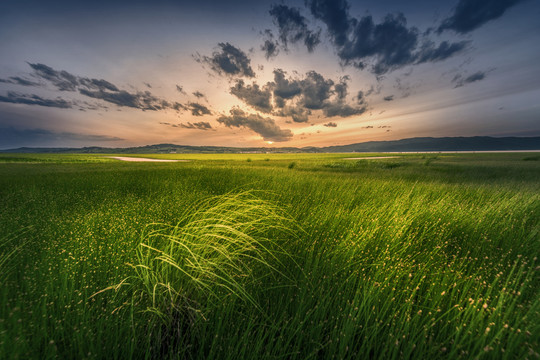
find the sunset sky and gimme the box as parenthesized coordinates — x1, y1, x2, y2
(0, 0, 539, 149)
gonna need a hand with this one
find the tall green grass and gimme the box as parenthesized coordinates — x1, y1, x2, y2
(0, 153, 538, 359)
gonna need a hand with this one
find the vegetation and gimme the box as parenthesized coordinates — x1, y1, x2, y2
(0, 153, 538, 359)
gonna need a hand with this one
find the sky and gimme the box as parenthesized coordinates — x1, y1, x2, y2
(0, 0, 539, 149)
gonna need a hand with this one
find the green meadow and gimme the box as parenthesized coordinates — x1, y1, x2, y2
(0, 153, 538, 359)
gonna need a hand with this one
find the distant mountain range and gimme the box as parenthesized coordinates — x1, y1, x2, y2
(2, 136, 540, 154)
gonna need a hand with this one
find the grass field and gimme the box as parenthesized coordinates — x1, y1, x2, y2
(0, 153, 538, 359)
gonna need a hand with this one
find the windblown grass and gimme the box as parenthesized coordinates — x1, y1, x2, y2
(131, 192, 295, 319)
(0, 153, 538, 359)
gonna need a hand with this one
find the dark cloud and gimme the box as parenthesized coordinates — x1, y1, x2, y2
(28, 62, 79, 91)
(180, 121, 213, 130)
(438, 0, 526, 34)
(0, 91, 72, 108)
(261, 29, 280, 60)
(0, 76, 40, 86)
(273, 70, 366, 119)
(323, 122, 337, 127)
(269, 4, 321, 52)
(217, 108, 293, 142)
(228, 69, 366, 122)
(356, 90, 366, 104)
(323, 102, 366, 117)
(299, 71, 334, 110)
(308, 0, 350, 47)
(192, 91, 205, 99)
(272, 68, 302, 107)
(187, 102, 212, 116)
(16, 63, 180, 111)
(306, 0, 467, 74)
(273, 106, 310, 123)
(199, 42, 255, 78)
(0, 127, 122, 149)
(176, 85, 186, 94)
(230, 80, 273, 113)
(383, 95, 394, 101)
(415, 40, 470, 64)
(80, 89, 170, 110)
(452, 71, 487, 87)
(172, 102, 187, 111)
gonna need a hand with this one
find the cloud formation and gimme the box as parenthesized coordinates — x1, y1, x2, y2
(228, 69, 366, 122)
(269, 4, 321, 52)
(217, 108, 293, 142)
(261, 29, 280, 59)
(0, 76, 40, 86)
(438, 0, 526, 34)
(1, 63, 187, 112)
(187, 102, 212, 116)
(180, 121, 213, 130)
(199, 42, 255, 78)
(323, 122, 337, 127)
(176, 85, 186, 94)
(305, 0, 468, 74)
(0, 91, 72, 108)
(79, 89, 171, 110)
(192, 91, 205, 99)
(452, 71, 487, 87)
(230, 80, 273, 113)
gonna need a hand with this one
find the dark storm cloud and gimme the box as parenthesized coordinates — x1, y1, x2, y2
(187, 102, 212, 116)
(217, 108, 293, 142)
(0, 91, 72, 108)
(438, 0, 526, 34)
(261, 29, 280, 60)
(269, 4, 321, 52)
(452, 71, 487, 87)
(305, 0, 468, 75)
(199, 42, 255, 78)
(0, 76, 40, 86)
(383, 95, 394, 101)
(323, 122, 337, 127)
(0, 127, 122, 148)
(179, 121, 213, 130)
(230, 80, 273, 113)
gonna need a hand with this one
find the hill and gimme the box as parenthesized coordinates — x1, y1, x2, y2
(1, 136, 539, 153)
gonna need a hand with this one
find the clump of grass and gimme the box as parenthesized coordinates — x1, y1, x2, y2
(246, 158, 252, 162)
(523, 155, 540, 161)
(129, 191, 295, 327)
(288, 162, 296, 169)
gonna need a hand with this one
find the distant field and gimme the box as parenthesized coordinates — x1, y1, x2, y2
(1, 153, 538, 359)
